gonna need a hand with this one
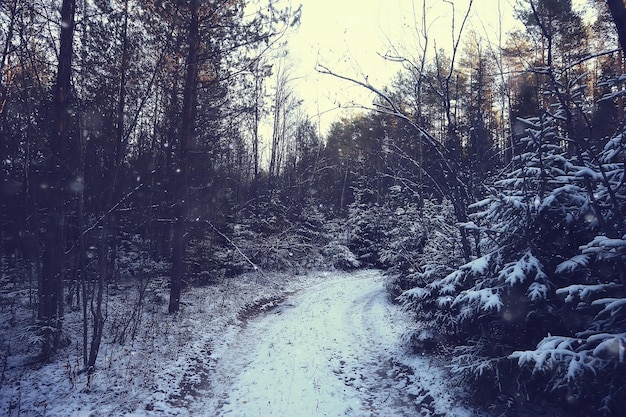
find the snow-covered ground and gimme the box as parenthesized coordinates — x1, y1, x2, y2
(1, 270, 481, 416)
(199, 269, 476, 417)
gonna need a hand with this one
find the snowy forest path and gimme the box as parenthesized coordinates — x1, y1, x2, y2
(196, 269, 476, 417)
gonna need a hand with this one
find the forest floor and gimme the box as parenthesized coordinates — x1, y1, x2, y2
(1, 269, 482, 416)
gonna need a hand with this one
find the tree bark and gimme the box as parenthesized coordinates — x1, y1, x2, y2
(607, 0, 626, 54)
(86, 0, 130, 371)
(0, 0, 17, 142)
(39, 0, 75, 357)
(169, 0, 199, 313)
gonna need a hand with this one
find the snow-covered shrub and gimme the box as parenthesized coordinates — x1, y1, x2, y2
(509, 108, 626, 415)
(211, 195, 348, 274)
(401, 98, 626, 414)
(379, 186, 426, 278)
(385, 197, 460, 300)
(205, 194, 297, 273)
(390, 198, 466, 351)
(397, 110, 616, 408)
(346, 183, 428, 271)
(346, 199, 387, 267)
(321, 241, 360, 270)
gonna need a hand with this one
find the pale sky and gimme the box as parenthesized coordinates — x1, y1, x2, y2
(282, 0, 589, 135)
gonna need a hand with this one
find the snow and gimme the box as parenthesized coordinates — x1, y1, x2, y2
(453, 289, 502, 313)
(556, 282, 621, 302)
(555, 254, 590, 274)
(1, 270, 480, 417)
(591, 297, 626, 315)
(467, 255, 490, 275)
(574, 167, 602, 180)
(527, 282, 548, 301)
(499, 251, 545, 286)
(590, 333, 626, 359)
(581, 235, 626, 258)
(197, 270, 476, 416)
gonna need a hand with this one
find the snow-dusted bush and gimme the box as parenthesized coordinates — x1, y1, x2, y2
(347, 184, 432, 274)
(509, 111, 626, 415)
(379, 186, 427, 280)
(321, 241, 361, 270)
(391, 198, 466, 345)
(438, 112, 593, 370)
(345, 199, 387, 267)
(433, 115, 581, 348)
(210, 195, 353, 274)
(385, 197, 461, 288)
(396, 108, 626, 412)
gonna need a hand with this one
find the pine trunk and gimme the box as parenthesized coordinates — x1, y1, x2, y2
(38, 0, 75, 357)
(169, 0, 199, 313)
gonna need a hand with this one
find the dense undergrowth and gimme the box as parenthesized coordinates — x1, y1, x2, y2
(366, 114, 626, 415)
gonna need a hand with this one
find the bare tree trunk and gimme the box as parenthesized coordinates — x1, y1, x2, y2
(0, 0, 17, 144)
(86, 0, 130, 370)
(252, 64, 262, 184)
(607, 0, 626, 55)
(268, 62, 294, 189)
(38, 0, 75, 358)
(169, 0, 200, 313)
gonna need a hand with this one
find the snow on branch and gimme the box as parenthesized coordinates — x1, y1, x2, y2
(453, 288, 503, 316)
(591, 298, 626, 317)
(588, 333, 626, 360)
(510, 336, 590, 378)
(511, 331, 626, 385)
(556, 282, 620, 303)
(581, 235, 626, 259)
(497, 251, 547, 287)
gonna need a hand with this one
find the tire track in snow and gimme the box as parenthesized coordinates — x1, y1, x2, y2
(200, 270, 477, 417)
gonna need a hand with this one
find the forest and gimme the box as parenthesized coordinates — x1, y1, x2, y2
(1, 0, 626, 415)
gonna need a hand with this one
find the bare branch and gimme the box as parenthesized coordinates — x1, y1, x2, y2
(315, 63, 447, 162)
(65, 182, 146, 256)
(445, 0, 474, 81)
(205, 221, 260, 273)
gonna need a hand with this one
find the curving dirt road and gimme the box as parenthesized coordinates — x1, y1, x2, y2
(200, 270, 476, 417)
